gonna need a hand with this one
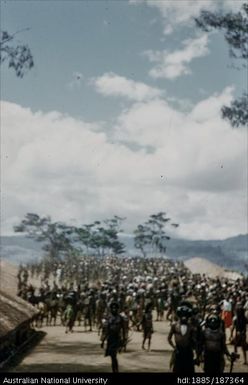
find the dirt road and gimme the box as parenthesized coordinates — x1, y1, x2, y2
(8, 319, 248, 373)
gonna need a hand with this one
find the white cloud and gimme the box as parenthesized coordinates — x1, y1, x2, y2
(130, 0, 242, 34)
(91, 72, 163, 101)
(145, 34, 209, 79)
(189, 87, 234, 122)
(113, 87, 247, 238)
(1, 89, 247, 240)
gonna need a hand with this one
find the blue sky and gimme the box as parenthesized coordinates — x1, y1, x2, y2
(1, 0, 247, 240)
(2, 0, 244, 120)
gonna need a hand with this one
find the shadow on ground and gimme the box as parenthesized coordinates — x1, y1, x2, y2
(31, 340, 103, 356)
(2, 331, 46, 373)
(11, 363, 110, 372)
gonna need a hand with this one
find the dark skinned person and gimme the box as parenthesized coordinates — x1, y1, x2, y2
(168, 301, 196, 375)
(141, 302, 154, 351)
(104, 301, 125, 373)
(199, 314, 231, 374)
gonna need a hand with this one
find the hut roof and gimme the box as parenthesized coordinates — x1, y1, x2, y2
(0, 290, 38, 339)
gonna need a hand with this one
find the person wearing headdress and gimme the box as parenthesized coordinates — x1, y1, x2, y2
(168, 301, 196, 374)
(199, 313, 231, 374)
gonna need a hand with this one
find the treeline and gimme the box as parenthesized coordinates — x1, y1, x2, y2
(14, 212, 179, 262)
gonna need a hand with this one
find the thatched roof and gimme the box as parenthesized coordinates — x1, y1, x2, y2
(0, 290, 38, 339)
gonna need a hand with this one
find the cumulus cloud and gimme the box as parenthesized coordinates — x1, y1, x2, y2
(1, 89, 247, 240)
(144, 34, 209, 79)
(113, 87, 246, 238)
(130, 0, 241, 34)
(114, 87, 244, 185)
(90, 72, 163, 101)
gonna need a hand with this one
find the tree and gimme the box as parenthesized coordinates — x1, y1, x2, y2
(147, 212, 172, 256)
(105, 216, 126, 253)
(134, 212, 179, 258)
(133, 223, 152, 258)
(76, 224, 93, 256)
(14, 213, 77, 263)
(221, 93, 248, 128)
(195, 3, 248, 127)
(0, 29, 34, 77)
(76, 216, 126, 257)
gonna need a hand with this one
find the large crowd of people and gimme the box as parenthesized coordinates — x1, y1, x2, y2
(17, 256, 248, 373)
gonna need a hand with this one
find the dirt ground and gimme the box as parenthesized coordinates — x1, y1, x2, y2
(8, 318, 248, 373)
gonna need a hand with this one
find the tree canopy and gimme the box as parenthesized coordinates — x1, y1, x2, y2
(0, 29, 34, 77)
(195, 3, 248, 127)
(76, 216, 126, 258)
(14, 212, 178, 261)
(14, 213, 77, 262)
(14, 213, 126, 261)
(133, 212, 178, 258)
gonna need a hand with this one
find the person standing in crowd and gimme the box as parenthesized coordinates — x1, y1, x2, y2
(199, 314, 231, 374)
(64, 288, 77, 333)
(120, 305, 131, 352)
(168, 301, 196, 374)
(141, 303, 154, 351)
(221, 295, 233, 337)
(104, 302, 125, 373)
(230, 303, 247, 365)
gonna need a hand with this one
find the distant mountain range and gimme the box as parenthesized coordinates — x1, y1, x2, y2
(166, 234, 248, 271)
(123, 233, 248, 272)
(0, 234, 247, 272)
(1, 235, 43, 264)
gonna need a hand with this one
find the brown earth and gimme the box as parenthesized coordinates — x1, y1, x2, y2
(7, 319, 248, 373)
(184, 257, 242, 280)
